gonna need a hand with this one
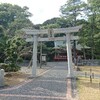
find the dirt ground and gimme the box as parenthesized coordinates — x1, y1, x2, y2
(77, 66, 100, 100)
(78, 77, 100, 100)
(4, 67, 49, 86)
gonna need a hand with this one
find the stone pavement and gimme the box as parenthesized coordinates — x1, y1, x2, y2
(0, 62, 77, 100)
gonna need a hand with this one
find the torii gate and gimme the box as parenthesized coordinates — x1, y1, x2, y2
(23, 25, 82, 78)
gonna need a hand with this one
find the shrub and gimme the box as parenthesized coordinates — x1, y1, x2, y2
(0, 63, 20, 72)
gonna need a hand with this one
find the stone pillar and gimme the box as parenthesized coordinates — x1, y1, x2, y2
(0, 69, 4, 87)
(32, 35, 38, 77)
(66, 34, 73, 78)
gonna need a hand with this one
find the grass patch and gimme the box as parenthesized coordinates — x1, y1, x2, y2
(77, 66, 100, 100)
(77, 77, 100, 100)
(78, 66, 100, 74)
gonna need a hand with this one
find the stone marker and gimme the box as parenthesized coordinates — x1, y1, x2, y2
(0, 69, 4, 87)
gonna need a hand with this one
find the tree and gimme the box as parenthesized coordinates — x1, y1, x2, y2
(78, 21, 91, 59)
(0, 3, 34, 71)
(84, 0, 100, 59)
(0, 3, 33, 36)
(42, 17, 60, 25)
(4, 35, 25, 71)
(60, 0, 87, 26)
(0, 31, 26, 71)
(74, 0, 100, 59)
(60, 0, 87, 62)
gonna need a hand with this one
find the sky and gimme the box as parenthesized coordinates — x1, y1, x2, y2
(0, 0, 87, 24)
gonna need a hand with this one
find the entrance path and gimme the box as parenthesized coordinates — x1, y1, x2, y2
(0, 62, 76, 100)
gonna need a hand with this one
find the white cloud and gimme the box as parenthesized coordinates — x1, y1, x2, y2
(0, 0, 66, 24)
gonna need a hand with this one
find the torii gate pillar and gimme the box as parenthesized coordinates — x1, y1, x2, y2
(32, 33, 74, 77)
(66, 33, 73, 78)
(32, 35, 38, 77)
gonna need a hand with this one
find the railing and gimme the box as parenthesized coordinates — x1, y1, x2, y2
(81, 60, 100, 66)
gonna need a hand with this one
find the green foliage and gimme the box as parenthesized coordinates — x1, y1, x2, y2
(84, 0, 100, 59)
(0, 63, 20, 72)
(5, 35, 25, 64)
(42, 17, 60, 25)
(0, 3, 33, 36)
(0, 25, 4, 33)
(0, 63, 10, 72)
(0, 3, 34, 71)
(60, 0, 87, 26)
(59, 0, 100, 59)
(0, 29, 25, 71)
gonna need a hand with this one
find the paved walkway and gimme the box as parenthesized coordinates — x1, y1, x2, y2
(0, 62, 76, 100)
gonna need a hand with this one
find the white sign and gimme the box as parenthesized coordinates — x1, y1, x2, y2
(42, 56, 46, 61)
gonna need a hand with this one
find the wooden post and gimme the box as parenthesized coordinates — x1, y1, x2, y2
(90, 75, 92, 83)
(99, 82, 100, 90)
(85, 72, 87, 77)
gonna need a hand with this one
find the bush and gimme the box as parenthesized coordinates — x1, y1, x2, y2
(0, 63, 10, 72)
(0, 63, 20, 72)
(9, 63, 20, 72)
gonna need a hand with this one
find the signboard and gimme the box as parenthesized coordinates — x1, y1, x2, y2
(42, 55, 46, 61)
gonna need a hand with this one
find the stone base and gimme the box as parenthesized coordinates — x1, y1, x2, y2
(67, 76, 76, 79)
(28, 76, 36, 79)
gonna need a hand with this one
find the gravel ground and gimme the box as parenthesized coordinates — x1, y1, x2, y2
(0, 62, 69, 100)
